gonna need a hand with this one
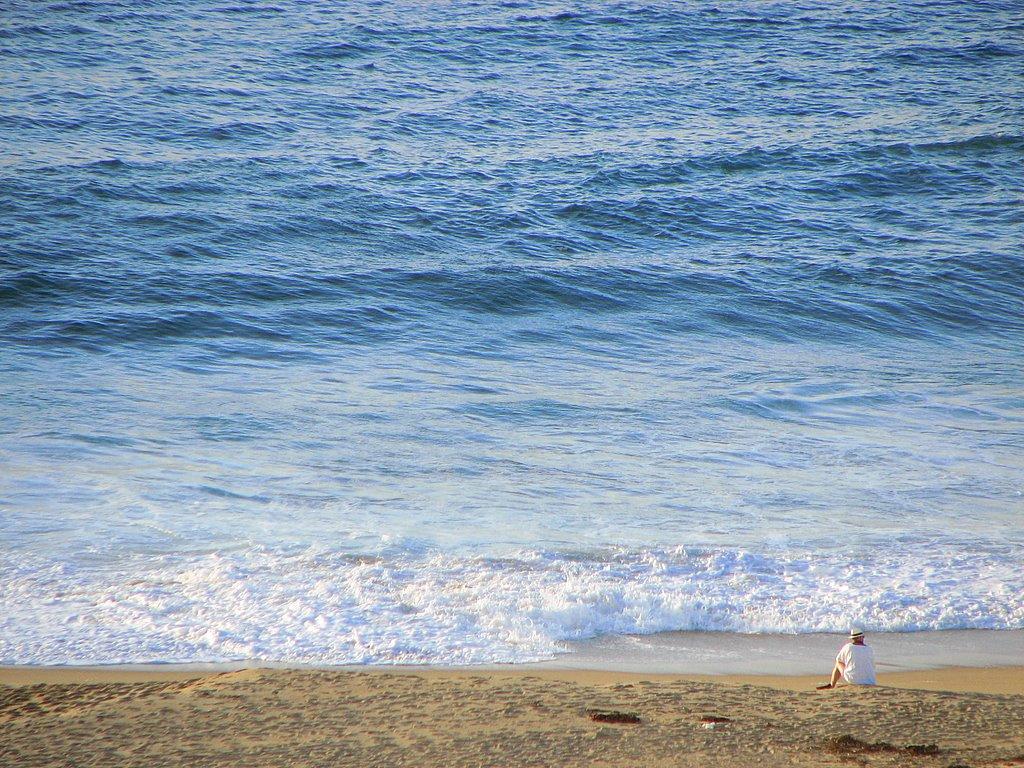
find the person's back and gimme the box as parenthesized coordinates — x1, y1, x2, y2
(836, 640, 876, 685)
(822, 628, 877, 688)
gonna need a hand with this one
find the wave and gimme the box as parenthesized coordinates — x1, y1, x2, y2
(182, 121, 297, 142)
(580, 134, 1024, 187)
(3, 255, 1023, 350)
(1, 543, 1020, 665)
(882, 42, 1023, 66)
(295, 41, 376, 59)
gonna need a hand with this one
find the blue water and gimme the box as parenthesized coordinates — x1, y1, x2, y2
(1, 0, 1022, 665)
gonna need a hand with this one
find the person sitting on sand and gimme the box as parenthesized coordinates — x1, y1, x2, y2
(823, 628, 877, 688)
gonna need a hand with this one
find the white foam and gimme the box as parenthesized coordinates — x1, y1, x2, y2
(1, 543, 1022, 665)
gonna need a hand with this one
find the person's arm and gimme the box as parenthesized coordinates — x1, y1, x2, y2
(829, 658, 846, 688)
(826, 646, 849, 688)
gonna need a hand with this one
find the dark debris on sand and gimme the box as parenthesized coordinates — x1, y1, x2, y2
(586, 709, 641, 724)
(824, 734, 942, 757)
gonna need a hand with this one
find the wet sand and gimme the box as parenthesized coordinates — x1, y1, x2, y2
(2, 665, 1022, 767)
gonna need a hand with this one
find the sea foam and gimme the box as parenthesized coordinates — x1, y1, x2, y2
(2, 543, 1021, 665)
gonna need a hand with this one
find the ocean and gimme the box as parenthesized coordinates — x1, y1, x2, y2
(1, 0, 1022, 665)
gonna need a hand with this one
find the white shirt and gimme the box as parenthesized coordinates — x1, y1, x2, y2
(836, 641, 876, 685)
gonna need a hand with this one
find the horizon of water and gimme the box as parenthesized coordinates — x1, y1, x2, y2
(1, 0, 1022, 665)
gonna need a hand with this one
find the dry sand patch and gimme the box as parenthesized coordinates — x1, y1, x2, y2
(1, 668, 1023, 767)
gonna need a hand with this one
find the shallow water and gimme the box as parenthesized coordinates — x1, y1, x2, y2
(1, 0, 1022, 664)
(547, 629, 1024, 674)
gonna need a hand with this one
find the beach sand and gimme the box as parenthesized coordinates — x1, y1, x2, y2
(2, 665, 1023, 767)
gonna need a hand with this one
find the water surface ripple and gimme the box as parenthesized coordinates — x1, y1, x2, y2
(1, 0, 1022, 664)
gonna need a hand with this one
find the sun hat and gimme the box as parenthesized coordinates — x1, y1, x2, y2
(849, 628, 865, 639)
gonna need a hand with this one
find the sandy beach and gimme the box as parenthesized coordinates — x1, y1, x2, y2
(3, 665, 1023, 767)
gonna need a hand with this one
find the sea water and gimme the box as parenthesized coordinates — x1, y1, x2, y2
(1, 0, 1022, 665)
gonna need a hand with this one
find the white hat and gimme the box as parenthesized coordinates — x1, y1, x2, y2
(849, 627, 865, 638)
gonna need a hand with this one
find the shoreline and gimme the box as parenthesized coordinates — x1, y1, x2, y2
(4, 628, 1021, 693)
(4, 664, 1023, 696)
